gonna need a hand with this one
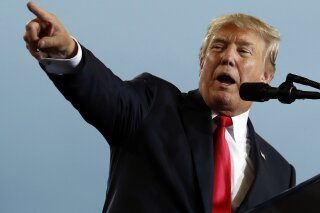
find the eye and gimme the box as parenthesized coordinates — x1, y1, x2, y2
(211, 43, 224, 51)
(238, 48, 252, 56)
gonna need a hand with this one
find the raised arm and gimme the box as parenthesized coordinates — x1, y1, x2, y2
(23, 2, 158, 146)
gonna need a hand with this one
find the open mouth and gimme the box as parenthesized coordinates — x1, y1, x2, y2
(217, 74, 236, 84)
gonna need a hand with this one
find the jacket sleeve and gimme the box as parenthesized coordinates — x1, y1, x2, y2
(44, 45, 157, 146)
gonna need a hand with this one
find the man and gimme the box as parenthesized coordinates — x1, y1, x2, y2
(24, 2, 295, 213)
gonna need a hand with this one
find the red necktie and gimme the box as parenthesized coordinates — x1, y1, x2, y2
(212, 115, 232, 213)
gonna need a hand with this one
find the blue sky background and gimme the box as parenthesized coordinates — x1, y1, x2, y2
(1, 0, 320, 212)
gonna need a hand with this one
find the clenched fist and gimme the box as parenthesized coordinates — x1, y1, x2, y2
(24, 2, 77, 60)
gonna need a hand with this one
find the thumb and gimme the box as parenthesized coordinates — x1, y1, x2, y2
(37, 35, 76, 59)
(38, 36, 61, 49)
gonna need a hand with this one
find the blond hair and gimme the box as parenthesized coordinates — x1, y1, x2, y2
(199, 13, 280, 74)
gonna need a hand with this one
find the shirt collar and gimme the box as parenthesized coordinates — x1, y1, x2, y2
(212, 110, 250, 144)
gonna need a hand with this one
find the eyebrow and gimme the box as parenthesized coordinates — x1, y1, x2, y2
(211, 37, 254, 46)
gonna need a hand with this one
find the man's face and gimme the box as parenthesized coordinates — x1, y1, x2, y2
(198, 24, 273, 116)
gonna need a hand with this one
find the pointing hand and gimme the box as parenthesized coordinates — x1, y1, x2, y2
(24, 2, 77, 60)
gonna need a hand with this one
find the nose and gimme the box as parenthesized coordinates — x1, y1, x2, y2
(221, 45, 237, 67)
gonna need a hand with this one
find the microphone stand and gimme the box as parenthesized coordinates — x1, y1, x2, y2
(277, 73, 320, 104)
(286, 73, 320, 90)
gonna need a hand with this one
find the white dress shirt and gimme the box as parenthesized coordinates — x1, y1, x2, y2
(40, 38, 82, 75)
(213, 111, 254, 211)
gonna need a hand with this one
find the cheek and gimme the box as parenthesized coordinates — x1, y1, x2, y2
(239, 61, 264, 82)
(201, 58, 219, 77)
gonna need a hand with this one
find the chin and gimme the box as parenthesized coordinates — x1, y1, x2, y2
(213, 90, 233, 103)
(207, 93, 233, 111)
(209, 92, 251, 116)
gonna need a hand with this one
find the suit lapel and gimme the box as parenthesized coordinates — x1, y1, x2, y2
(236, 119, 268, 212)
(180, 90, 213, 213)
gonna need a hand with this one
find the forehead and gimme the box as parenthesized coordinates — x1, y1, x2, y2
(212, 24, 266, 48)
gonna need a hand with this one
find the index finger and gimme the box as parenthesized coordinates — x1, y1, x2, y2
(27, 1, 52, 21)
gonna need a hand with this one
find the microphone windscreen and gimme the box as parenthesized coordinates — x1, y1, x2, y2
(239, 83, 270, 102)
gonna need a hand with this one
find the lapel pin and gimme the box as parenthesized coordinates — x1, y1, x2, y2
(260, 151, 266, 160)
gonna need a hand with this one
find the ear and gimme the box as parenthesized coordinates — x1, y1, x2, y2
(200, 59, 204, 69)
(260, 71, 274, 83)
(199, 59, 204, 76)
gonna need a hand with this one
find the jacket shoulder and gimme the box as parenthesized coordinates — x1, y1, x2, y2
(130, 72, 185, 100)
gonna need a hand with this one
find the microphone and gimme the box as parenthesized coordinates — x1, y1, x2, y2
(239, 81, 320, 104)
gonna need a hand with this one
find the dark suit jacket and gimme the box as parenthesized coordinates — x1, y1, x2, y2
(46, 46, 295, 213)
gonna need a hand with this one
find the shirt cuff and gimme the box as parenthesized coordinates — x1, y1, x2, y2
(39, 37, 82, 75)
